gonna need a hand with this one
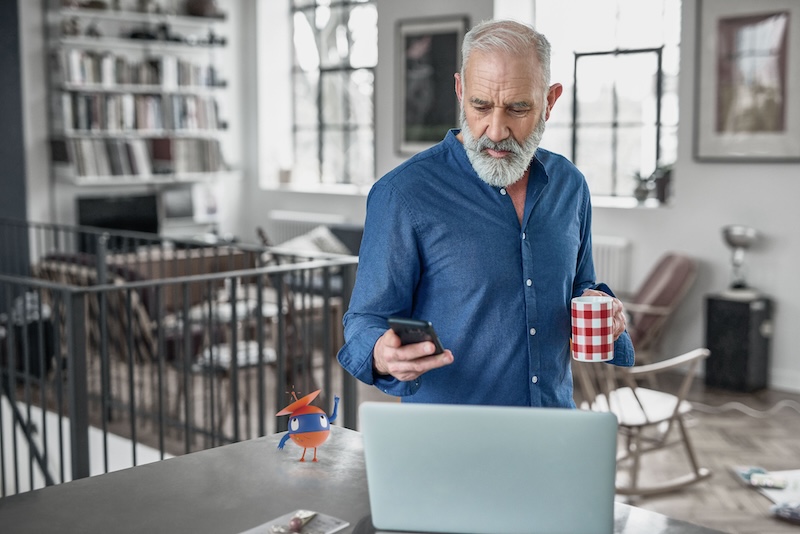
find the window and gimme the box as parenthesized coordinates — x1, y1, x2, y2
(535, 0, 681, 201)
(572, 47, 666, 197)
(291, 0, 378, 187)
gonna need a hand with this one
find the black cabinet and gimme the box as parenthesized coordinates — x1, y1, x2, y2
(704, 293, 772, 392)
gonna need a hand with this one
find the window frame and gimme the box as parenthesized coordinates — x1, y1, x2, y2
(290, 0, 377, 187)
(571, 47, 665, 197)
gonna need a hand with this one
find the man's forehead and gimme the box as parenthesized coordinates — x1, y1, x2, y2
(464, 51, 541, 85)
(463, 51, 542, 102)
(465, 49, 540, 73)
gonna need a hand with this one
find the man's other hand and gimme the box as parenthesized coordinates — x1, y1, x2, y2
(581, 288, 627, 340)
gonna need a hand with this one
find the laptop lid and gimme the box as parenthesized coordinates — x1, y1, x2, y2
(359, 402, 618, 534)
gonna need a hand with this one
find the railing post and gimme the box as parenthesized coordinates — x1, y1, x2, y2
(96, 233, 111, 472)
(65, 289, 90, 480)
(274, 274, 287, 433)
(340, 262, 358, 430)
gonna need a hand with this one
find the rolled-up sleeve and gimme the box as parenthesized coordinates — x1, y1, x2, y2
(336, 182, 424, 396)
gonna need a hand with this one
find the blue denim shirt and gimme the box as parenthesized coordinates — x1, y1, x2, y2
(337, 130, 634, 407)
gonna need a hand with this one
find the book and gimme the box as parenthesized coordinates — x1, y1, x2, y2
(107, 139, 123, 176)
(127, 139, 152, 178)
(121, 94, 135, 130)
(116, 139, 132, 176)
(79, 138, 97, 178)
(61, 93, 74, 132)
(161, 55, 178, 89)
(100, 52, 115, 87)
(151, 138, 173, 174)
(93, 139, 111, 177)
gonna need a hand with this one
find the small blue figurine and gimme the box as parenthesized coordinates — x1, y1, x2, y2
(276, 390, 340, 462)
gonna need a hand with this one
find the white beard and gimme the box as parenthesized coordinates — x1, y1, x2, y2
(460, 108, 546, 188)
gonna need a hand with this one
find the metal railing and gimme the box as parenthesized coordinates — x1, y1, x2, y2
(0, 219, 359, 497)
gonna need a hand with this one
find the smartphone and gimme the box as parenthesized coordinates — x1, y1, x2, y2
(387, 317, 445, 355)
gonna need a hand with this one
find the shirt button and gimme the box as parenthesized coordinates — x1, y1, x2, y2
(529, 328, 536, 336)
(522, 232, 526, 239)
(500, 188, 507, 195)
(526, 279, 532, 287)
(532, 375, 539, 384)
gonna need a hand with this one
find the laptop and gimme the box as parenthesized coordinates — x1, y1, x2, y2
(359, 402, 618, 534)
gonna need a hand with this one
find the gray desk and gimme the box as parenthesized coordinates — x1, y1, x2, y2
(0, 427, 723, 534)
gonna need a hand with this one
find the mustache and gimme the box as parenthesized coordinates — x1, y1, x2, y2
(471, 135, 525, 155)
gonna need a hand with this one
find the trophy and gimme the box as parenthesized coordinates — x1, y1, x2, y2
(722, 225, 758, 290)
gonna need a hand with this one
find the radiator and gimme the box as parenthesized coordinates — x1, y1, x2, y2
(266, 210, 348, 244)
(592, 235, 632, 294)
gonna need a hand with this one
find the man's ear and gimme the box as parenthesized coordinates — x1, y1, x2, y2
(455, 73, 463, 104)
(544, 83, 563, 121)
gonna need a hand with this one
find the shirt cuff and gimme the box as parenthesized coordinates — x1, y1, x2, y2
(373, 374, 422, 397)
(591, 283, 636, 367)
(336, 325, 424, 396)
(610, 330, 635, 367)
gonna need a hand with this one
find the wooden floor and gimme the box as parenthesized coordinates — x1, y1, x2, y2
(356, 378, 800, 534)
(619, 378, 800, 534)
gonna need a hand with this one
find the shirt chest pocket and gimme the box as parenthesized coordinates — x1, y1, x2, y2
(523, 213, 584, 286)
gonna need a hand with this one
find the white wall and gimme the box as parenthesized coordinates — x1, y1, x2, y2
(373, 0, 494, 177)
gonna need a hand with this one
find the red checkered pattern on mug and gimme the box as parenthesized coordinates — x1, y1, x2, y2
(571, 302, 614, 361)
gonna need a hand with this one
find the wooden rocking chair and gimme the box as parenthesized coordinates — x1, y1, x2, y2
(573, 348, 713, 497)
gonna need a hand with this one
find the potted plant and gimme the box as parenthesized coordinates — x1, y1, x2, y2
(632, 164, 673, 203)
(653, 164, 673, 203)
(632, 171, 654, 202)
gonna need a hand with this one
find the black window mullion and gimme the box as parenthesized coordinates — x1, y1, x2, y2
(571, 52, 578, 164)
(655, 46, 663, 165)
(611, 53, 619, 195)
(315, 10, 324, 181)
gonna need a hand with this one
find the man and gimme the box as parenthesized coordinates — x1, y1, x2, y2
(337, 19, 634, 407)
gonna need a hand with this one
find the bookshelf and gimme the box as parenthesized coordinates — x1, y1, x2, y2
(46, 1, 233, 187)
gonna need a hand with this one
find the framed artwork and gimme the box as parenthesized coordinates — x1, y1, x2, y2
(694, 0, 800, 161)
(396, 16, 469, 155)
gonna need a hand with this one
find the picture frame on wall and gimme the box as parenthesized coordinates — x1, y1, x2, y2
(396, 16, 469, 155)
(694, 0, 800, 161)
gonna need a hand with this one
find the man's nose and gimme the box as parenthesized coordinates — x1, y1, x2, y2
(485, 108, 510, 142)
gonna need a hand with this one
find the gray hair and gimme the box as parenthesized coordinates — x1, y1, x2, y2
(461, 19, 552, 92)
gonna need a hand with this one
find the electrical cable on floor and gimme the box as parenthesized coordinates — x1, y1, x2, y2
(690, 399, 800, 418)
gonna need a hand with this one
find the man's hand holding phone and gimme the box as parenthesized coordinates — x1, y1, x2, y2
(373, 318, 454, 382)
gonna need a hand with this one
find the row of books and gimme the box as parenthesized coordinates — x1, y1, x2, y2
(68, 138, 224, 178)
(57, 49, 224, 88)
(61, 92, 221, 132)
(172, 138, 224, 174)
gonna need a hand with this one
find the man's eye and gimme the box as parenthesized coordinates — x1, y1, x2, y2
(509, 108, 529, 117)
